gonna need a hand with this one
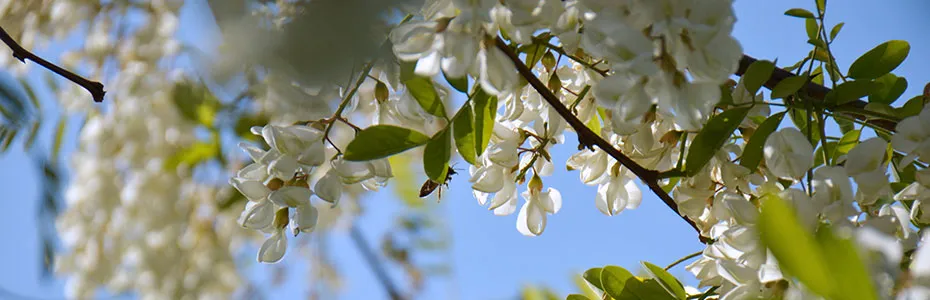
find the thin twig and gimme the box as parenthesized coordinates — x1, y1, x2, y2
(665, 250, 702, 270)
(350, 224, 406, 300)
(494, 37, 708, 242)
(0, 26, 105, 102)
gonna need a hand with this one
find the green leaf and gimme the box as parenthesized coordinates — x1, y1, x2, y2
(741, 60, 775, 95)
(807, 38, 827, 49)
(784, 8, 815, 18)
(684, 107, 750, 176)
(423, 128, 451, 182)
(816, 0, 826, 12)
(600, 266, 639, 300)
(444, 69, 468, 93)
(830, 22, 845, 40)
(759, 195, 834, 297)
(400, 60, 417, 83)
(164, 141, 218, 171)
(741, 112, 786, 171)
(813, 141, 836, 168)
(406, 76, 448, 119)
(344, 125, 430, 161)
(173, 82, 220, 127)
(771, 76, 808, 99)
(833, 129, 861, 162)
(896, 96, 926, 118)
(453, 104, 477, 165)
(520, 43, 548, 69)
(825, 80, 879, 105)
(234, 114, 270, 142)
(641, 262, 687, 300)
(837, 117, 855, 133)
(0, 127, 15, 151)
(869, 73, 908, 104)
(22, 121, 40, 150)
(582, 268, 605, 291)
(805, 18, 819, 40)
(816, 226, 878, 300)
(472, 89, 498, 156)
(51, 116, 67, 162)
(566, 295, 590, 300)
(788, 108, 820, 146)
(848, 40, 910, 80)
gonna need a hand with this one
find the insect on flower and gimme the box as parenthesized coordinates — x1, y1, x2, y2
(419, 166, 457, 199)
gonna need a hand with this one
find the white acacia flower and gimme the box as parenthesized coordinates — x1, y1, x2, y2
(470, 163, 507, 193)
(516, 185, 562, 236)
(566, 149, 609, 184)
(292, 202, 319, 235)
(846, 138, 892, 206)
(763, 128, 813, 180)
(239, 200, 275, 230)
(258, 229, 288, 263)
(478, 46, 518, 96)
(488, 177, 519, 216)
(892, 106, 930, 165)
(314, 169, 344, 205)
(595, 172, 641, 216)
(593, 74, 653, 135)
(269, 186, 313, 208)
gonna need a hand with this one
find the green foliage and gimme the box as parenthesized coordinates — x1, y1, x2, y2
(406, 76, 448, 119)
(595, 266, 678, 300)
(641, 262, 686, 300)
(172, 81, 220, 128)
(825, 80, 879, 105)
(164, 141, 220, 170)
(832, 129, 861, 162)
(423, 128, 451, 182)
(472, 89, 498, 157)
(684, 107, 750, 176)
(830, 22, 845, 40)
(771, 76, 808, 99)
(741, 60, 776, 95)
(566, 295, 590, 300)
(444, 69, 468, 93)
(896, 95, 926, 118)
(452, 103, 477, 165)
(848, 40, 910, 80)
(784, 8, 815, 19)
(741, 112, 785, 172)
(805, 18, 819, 40)
(520, 42, 549, 69)
(344, 125, 431, 161)
(869, 73, 908, 104)
(758, 195, 878, 300)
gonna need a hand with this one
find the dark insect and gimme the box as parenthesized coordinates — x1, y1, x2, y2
(419, 166, 457, 199)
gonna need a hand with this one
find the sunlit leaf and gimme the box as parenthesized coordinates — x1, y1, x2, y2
(472, 89, 497, 156)
(423, 128, 451, 182)
(771, 76, 808, 99)
(869, 73, 907, 104)
(452, 103, 477, 165)
(759, 195, 834, 297)
(684, 107, 750, 176)
(816, 225, 878, 300)
(641, 262, 687, 300)
(406, 76, 448, 119)
(832, 129, 861, 162)
(741, 112, 786, 172)
(344, 125, 430, 161)
(848, 40, 910, 80)
(784, 8, 815, 18)
(825, 80, 880, 105)
(444, 69, 468, 93)
(830, 22, 845, 40)
(741, 60, 775, 95)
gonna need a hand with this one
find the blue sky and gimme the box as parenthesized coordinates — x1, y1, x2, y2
(1, 0, 929, 299)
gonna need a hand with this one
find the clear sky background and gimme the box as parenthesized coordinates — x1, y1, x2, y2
(1, 0, 929, 299)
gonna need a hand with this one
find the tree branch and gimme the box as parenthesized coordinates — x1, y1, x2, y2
(0, 25, 105, 102)
(493, 38, 707, 242)
(736, 55, 897, 132)
(350, 224, 407, 300)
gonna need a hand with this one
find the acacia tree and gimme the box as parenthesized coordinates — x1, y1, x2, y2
(1, 0, 929, 299)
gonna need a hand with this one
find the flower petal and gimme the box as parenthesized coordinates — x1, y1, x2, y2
(257, 230, 288, 263)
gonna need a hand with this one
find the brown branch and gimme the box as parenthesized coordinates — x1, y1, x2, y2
(736, 55, 897, 132)
(494, 38, 708, 243)
(0, 26, 105, 102)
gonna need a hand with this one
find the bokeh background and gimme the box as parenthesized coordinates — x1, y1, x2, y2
(1, 0, 929, 299)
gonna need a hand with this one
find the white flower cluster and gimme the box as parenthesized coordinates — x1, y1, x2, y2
(231, 123, 392, 263)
